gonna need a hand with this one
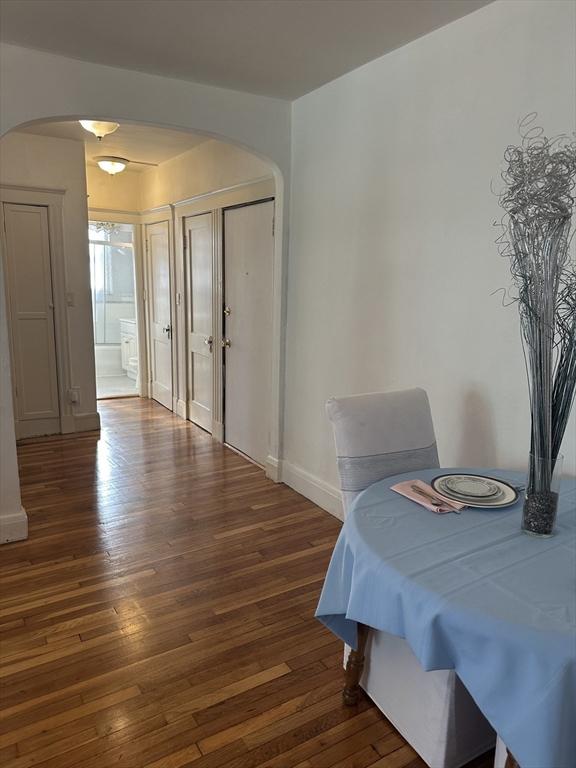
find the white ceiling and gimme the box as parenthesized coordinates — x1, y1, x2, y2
(0, 0, 493, 99)
(17, 121, 209, 171)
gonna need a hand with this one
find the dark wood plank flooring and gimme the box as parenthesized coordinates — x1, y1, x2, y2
(0, 399, 494, 768)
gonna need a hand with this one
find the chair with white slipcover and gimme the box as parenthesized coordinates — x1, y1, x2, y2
(326, 388, 496, 768)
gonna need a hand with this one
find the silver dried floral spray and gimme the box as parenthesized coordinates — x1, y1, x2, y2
(497, 114, 576, 534)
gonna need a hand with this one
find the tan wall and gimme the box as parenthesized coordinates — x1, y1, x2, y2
(85, 138, 273, 213)
(139, 139, 272, 210)
(0, 132, 98, 422)
(86, 164, 141, 212)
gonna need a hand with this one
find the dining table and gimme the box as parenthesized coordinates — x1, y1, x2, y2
(315, 467, 576, 768)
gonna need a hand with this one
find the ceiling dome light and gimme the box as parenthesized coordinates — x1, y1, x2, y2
(79, 120, 120, 141)
(96, 156, 129, 175)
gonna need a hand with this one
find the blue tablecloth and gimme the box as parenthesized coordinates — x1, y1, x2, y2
(316, 468, 576, 768)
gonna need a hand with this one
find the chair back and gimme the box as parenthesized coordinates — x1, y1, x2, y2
(326, 388, 439, 516)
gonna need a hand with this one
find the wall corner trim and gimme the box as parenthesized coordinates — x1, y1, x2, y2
(88, 207, 141, 218)
(141, 203, 173, 216)
(171, 176, 274, 210)
(212, 421, 224, 443)
(0, 505, 28, 544)
(0, 183, 66, 197)
(280, 461, 343, 521)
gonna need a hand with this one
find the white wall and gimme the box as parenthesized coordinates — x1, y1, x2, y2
(0, 132, 98, 425)
(0, 259, 26, 542)
(284, 0, 576, 513)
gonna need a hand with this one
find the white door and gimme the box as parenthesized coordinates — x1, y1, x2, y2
(184, 213, 213, 432)
(146, 221, 173, 410)
(2, 203, 60, 438)
(223, 199, 274, 466)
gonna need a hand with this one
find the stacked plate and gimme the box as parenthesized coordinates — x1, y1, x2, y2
(431, 474, 519, 508)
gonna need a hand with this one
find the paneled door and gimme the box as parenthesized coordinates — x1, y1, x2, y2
(146, 221, 173, 410)
(2, 203, 60, 438)
(184, 213, 213, 432)
(223, 199, 274, 466)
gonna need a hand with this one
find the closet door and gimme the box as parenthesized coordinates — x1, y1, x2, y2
(146, 221, 173, 410)
(223, 199, 274, 466)
(184, 213, 213, 432)
(3, 203, 60, 437)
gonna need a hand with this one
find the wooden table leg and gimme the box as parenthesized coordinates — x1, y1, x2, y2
(343, 622, 369, 706)
(504, 748, 520, 768)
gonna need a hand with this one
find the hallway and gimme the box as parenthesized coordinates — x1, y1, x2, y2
(1, 401, 491, 767)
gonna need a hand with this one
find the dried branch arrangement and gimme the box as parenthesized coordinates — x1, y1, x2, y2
(497, 115, 576, 533)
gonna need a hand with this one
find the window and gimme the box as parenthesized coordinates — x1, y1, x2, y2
(88, 222, 136, 344)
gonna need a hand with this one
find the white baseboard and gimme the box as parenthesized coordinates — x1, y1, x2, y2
(16, 413, 99, 438)
(16, 417, 61, 439)
(265, 455, 280, 482)
(60, 414, 76, 433)
(280, 461, 343, 521)
(176, 399, 187, 419)
(74, 412, 101, 432)
(0, 505, 28, 543)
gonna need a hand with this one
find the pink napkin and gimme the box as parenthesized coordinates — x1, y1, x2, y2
(391, 479, 465, 514)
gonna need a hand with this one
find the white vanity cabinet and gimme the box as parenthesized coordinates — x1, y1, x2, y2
(119, 319, 139, 383)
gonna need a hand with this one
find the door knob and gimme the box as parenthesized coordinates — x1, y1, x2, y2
(204, 335, 213, 352)
(163, 324, 172, 339)
(221, 338, 231, 348)
(223, 305, 231, 316)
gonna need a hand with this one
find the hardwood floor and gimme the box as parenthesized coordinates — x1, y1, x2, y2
(1, 399, 494, 768)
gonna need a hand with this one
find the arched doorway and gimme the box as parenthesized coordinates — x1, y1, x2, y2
(0, 82, 289, 541)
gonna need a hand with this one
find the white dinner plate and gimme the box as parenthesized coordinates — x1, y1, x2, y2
(431, 474, 519, 508)
(442, 475, 500, 498)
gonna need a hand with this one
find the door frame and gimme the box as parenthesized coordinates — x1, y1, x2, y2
(87, 209, 147, 399)
(0, 184, 75, 435)
(174, 179, 275, 451)
(141, 207, 176, 411)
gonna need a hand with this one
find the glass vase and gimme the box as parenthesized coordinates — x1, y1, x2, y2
(522, 453, 564, 537)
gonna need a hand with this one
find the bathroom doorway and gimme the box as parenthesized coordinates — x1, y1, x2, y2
(89, 221, 139, 399)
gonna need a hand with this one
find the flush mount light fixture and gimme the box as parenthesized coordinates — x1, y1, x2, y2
(79, 120, 120, 141)
(94, 155, 158, 175)
(96, 156, 129, 175)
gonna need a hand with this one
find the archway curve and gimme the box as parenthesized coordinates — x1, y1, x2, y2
(0, 43, 291, 541)
(5, 113, 286, 185)
(0, 113, 287, 505)
(0, 44, 290, 176)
